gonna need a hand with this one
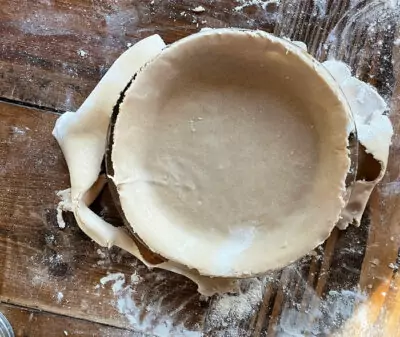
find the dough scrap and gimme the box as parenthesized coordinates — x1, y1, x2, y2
(322, 60, 393, 229)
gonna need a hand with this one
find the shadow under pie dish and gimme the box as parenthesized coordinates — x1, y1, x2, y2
(105, 29, 356, 278)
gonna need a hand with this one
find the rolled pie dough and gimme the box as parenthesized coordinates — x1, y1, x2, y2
(53, 29, 392, 293)
(109, 29, 351, 277)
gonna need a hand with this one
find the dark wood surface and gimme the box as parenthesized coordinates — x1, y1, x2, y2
(0, 303, 135, 337)
(0, 1, 399, 336)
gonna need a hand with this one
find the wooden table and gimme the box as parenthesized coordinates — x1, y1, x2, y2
(1, 1, 399, 336)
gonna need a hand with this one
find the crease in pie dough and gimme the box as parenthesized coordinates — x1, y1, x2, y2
(53, 29, 393, 294)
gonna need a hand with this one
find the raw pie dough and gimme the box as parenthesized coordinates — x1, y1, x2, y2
(53, 29, 393, 293)
(109, 29, 351, 277)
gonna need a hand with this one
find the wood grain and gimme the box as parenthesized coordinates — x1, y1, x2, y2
(0, 0, 276, 112)
(252, 1, 400, 336)
(0, 303, 135, 337)
(0, 92, 369, 336)
(0, 102, 209, 335)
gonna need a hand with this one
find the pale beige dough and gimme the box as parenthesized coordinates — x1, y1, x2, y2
(112, 29, 351, 277)
(53, 34, 239, 296)
(53, 28, 392, 292)
(322, 60, 393, 229)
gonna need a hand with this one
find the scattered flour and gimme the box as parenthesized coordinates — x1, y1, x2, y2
(97, 248, 106, 259)
(56, 291, 64, 303)
(9, 126, 30, 142)
(206, 277, 266, 335)
(18, 11, 78, 36)
(78, 49, 88, 57)
(99, 272, 200, 336)
(192, 6, 206, 13)
(32, 274, 47, 287)
(331, 301, 387, 337)
(130, 271, 141, 284)
(234, 0, 280, 11)
(276, 287, 367, 336)
(96, 265, 367, 336)
(56, 188, 73, 229)
(11, 126, 27, 135)
(56, 208, 66, 229)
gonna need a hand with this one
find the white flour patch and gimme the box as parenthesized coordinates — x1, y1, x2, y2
(56, 189, 73, 229)
(331, 303, 385, 337)
(32, 274, 48, 287)
(56, 207, 66, 229)
(380, 181, 400, 196)
(208, 278, 264, 328)
(105, 9, 139, 35)
(203, 277, 269, 337)
(56, 291, 64, 303)
(324, 0, 400, 62)
(314, 0, 328, 17)
(9, 126, 30, 142)
(78, 49, 88, 57)
(234, 0, 280, 11)
(11, 126, 27, 135)
(100, 272, 125, 286)
(277, 288, 367, 336)
(18, 11, 78, 36)
(192, 6, 206, 13)
(97, 248, 106, 259)
(99, 272, 201, 336)
(130, 271, 141, 284)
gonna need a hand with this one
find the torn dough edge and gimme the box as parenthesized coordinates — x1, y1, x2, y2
(322, 60, 393, 229)
(279, 40, 393, 229)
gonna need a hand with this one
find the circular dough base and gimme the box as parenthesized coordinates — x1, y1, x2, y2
(110, 29, 351, 277)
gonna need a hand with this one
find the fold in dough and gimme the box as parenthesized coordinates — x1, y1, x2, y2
(322, 61, 393, 229)
(53, 34, 239, 296)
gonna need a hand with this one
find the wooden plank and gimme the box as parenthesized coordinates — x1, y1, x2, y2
(0, 102, 209, 335)
(324, 1, 400, 333)
(352, 83, 400, 333)
(0, 303, 136, 337)
(0, 0, 277, 112)
(0, 99, 374, 335)
(251, 1, 400, 336)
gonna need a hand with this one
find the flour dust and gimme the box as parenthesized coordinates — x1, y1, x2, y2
(98, 272, 201, 337)
(233, 0, 280, 12)
(98, 264, 369, 337)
